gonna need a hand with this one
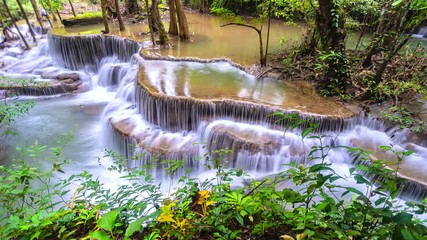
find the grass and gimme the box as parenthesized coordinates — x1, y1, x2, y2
(0, 76, 50, 88)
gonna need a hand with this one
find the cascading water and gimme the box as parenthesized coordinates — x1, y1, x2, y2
(92, 37, 427, 200)
(48, 34, 141, 71)
(413, 26, 427, 38)
(0, 33, 142, 192)
(3, 31, 427, 202)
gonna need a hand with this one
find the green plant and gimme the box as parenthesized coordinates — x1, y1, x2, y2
(0, 100, 34, 136)
(382, 106, 425, 133)
(317, 49, 350, 96)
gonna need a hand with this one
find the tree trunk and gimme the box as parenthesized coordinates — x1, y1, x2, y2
(152, 0, 169, 45)
(149, 5, 159, 32)
(114, 0, 125, 30)
(15, 0, 37, 42)
(100, 0, 110, 33)
(30, 0, 44, 30)
(362, 1, 408, 69)
(68, 0, 76, 17)
(372, 20, 425, 85)
(2, 0, 29, 49)
(199, 0, 204, 13)
(46, 0, 57, 21)
(316, 0, 346, 52)
(168, 0, 179, 35)
(0, 8, 4, 27)
(174, 0, 190, 40)
(126, 0, 139, 14)
(39, 0, 53, 27)
(55, 9, 63, 22)
(315, 0, 349, 95)
(264, 0, 272, 66)
(221, 23, 265, 66)
(145, 0, 156, 46)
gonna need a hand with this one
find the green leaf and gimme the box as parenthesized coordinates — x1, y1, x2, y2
(402, 150, 415, 157)
(125, 217, 147, 238)
(375, 197, 387, 206)
(401, 228, 416, 240)
(235, 214, 244, 225)
(309, 163, 331, 172)
(343, 187, 364, 196)
(354, 174, 369, 184)
(392, 0, 404, 7)
(97, 210, 118, 232)
(89, 231, 111, 240)
(380, 145, 393, 151)
(301, 128, 311, 139)
(393, 212, 413, 224)
(307, 184, 317, 194)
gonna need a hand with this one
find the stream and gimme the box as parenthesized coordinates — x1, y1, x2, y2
(1, 15, 427, 201)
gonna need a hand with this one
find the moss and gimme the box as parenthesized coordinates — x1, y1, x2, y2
(62, 12, 104, 27)
(72, 12, 103, 20)
(0, 76, 50, 88)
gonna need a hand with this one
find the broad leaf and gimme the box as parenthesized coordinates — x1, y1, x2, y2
(89, 231, 111, 240)
(125, 217, 147, 238)
(97, 210, 118, 232)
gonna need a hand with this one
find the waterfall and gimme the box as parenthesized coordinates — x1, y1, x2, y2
(42, 32, 427, 201)
(418, 27, 427, 37)
(413, 26, 427, 39)
(4, 85, 68, 96)
(48, 34, 141, 71)
(97, 60, 130, 89)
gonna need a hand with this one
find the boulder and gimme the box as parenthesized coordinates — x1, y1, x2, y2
(60, 79, 75, 84)
(56, 72, 80, 81)
(62, 16, 103, 27)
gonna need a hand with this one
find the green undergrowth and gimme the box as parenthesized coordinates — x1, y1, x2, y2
(1, 115, 427, 239)
(0, 76, 50, 88)
(71, 12, 103, 20)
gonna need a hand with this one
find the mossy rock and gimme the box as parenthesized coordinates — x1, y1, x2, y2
(62, 12, 103, 27)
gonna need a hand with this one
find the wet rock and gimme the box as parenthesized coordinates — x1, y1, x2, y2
(60, 79, 75, 84)
(0, 90, 6, 99)
(62, 16, 103, 27)
(62, 80, 82, 91)
(74, 82, 90, 93)
(39, 69, 63, 79)
(56, 73, 80, 81)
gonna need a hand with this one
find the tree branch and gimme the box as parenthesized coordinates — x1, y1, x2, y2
(220, 22, 261, 34)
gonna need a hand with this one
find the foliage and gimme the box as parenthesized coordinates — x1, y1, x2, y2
(316, 49, 350, 96)
(342, 0, 381, 22)
(1, 114, 427, 239)
(383, 106, 425, 133)
(0, 100, 34, 137)
(258, 0, 314, 23)
(40, 0, 64, 12)
(209, 7, 235, 18)
(0, 0, 34, 16)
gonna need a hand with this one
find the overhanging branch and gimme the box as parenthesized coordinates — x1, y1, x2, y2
(220, 22, 262, 34)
